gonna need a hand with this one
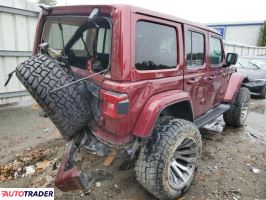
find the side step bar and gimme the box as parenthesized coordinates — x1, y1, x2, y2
(194, 104, 231, 128)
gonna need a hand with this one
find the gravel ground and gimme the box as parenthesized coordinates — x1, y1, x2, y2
(0, 99, 265, 200)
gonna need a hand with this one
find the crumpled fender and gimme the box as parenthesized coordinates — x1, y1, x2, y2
(223, 72, 246, 103)
(133, 90, 191, 137)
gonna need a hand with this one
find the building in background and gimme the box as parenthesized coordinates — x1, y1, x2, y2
(208, 21, 263, 46)
(0, 0, 39, 106)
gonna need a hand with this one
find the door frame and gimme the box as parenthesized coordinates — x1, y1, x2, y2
(183, 24, 209, 118)
(206, 33, 227, 108)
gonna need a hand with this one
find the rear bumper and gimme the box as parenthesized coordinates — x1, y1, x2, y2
(55, 139, 89, 192)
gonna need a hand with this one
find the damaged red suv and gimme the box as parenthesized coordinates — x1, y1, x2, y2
(15, 4, 250, 199)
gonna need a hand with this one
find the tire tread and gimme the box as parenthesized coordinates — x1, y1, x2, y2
(16, 54, 92, 139)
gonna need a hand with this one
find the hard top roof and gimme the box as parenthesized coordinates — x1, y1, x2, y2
(129, 5, 219, 35)
(49, 4, 220, 36)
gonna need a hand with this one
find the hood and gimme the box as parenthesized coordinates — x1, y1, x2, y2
(236, 68, 266, 81)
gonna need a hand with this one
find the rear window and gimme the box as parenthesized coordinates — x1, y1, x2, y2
(47, 23, 79, 50)
(97, 28, 111, 54)
(135, 21, 177, 70)
(41, 16, 111, 71)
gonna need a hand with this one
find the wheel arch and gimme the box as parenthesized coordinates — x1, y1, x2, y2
(223, 72, 247, 103)
(160, 100, 193, 122)
(133, 90, 193, 137)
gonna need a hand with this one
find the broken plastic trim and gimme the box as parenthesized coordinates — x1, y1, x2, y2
(55, 134, 90, 192)
(55, 128, 114, 193)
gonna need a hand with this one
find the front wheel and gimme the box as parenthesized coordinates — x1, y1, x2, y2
(135, 118, 202, 200)
(223, 87, 250, 127)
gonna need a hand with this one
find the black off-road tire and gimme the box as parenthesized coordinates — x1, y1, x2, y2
(16, 54, 92, 140)
(135, 118, 202, 200)
(223, 87, 250, 127)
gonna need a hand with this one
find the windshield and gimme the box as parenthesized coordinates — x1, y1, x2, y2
(41, 16, 112, 72)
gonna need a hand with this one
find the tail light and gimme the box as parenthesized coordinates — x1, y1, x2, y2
(101, 90, 129, 118)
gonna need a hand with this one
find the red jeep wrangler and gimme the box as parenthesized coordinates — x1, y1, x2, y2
(16, 5, 250, 200)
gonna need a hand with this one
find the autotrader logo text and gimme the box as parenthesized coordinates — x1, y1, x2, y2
(0, 188, 54, 200)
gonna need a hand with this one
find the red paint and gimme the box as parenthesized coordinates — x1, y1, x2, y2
(205, 32, 228, 109)
(34, 5, 242, 146)
(133, 90, 191, 137)
(223, 73, 246, 102)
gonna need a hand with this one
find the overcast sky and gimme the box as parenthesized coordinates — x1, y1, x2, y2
(46, 0, 266, 24)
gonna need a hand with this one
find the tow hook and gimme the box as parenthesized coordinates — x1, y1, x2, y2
(55, 135, 90, 193)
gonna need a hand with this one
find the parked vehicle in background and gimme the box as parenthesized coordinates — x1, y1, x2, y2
(14, 5, 250, 200)
(234, 56, 266, 98)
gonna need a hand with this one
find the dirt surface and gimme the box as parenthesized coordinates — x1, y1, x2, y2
(0, 104, 59, 164)
(0, 99, 265, 200)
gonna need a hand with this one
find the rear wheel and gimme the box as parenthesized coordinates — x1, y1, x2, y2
(223, 87, 250, 127)
(135, 118, 202, 200)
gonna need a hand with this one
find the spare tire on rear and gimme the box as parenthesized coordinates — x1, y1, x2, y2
(16, 54, 92, 140)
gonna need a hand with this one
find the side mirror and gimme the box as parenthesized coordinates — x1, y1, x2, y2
(224, 53, 238, 67)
